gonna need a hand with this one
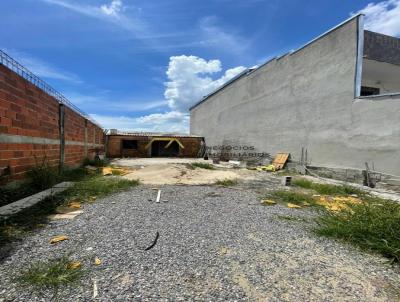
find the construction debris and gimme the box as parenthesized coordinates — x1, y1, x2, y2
(94, 257, 102, 265)
(68, 201, 81, 209)
(281, 176, 292, 186)
(287, 203, 302, 209)
(272, 153, 290, 170)
(67, 261, 82, 270)
(102, 167, 113, 176)
(145, 231, 160, 251)
(255, 165, 276, 172)
(314, 195, 362, 211)
(261, 199, 276, 205)
(93, 280, 98, 298)
(50, 235, 69, 244)
(48, 210, 83, 220)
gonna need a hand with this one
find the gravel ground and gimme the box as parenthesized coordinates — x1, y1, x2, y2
(0, 184, 399, 301)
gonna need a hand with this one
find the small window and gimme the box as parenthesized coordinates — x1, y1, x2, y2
(361, 86, 380, 96)
(122, 140, 138, 149)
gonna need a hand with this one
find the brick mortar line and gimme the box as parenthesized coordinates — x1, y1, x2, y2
(0, 133, 103, 148)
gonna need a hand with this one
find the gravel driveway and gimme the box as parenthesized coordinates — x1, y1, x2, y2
(1, 184, 399, 301)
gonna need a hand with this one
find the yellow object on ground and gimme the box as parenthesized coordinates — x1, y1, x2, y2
(265, 165, 276, 172)
(50, 235, 69, 244)
(272, 153, 290, 170)
(218, 247, 230, 256)
(287, 203, 302, 209)
(255, 165, 276, 172)
(102, 167, 113, 176)
(94, 257, 102, 265)
(314, 195, 362, 211)
(68, 201, 81, 209)
(261, 199, 276, 205)
(67, 261, 82, 270)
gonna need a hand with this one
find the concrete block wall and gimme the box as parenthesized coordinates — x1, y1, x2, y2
(0, 64, 105, 183)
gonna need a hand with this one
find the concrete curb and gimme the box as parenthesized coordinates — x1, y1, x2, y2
(0, 182, 73, 219)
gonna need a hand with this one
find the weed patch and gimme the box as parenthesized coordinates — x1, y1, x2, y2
(26, 161, 58, 191)
(267, 190, 314, 206)
(215, 179, 238, 186)
(315, 197, 400, 262)
(17, 256, 84, 289)
(65, 177, 139, 201)
(191, 162, 215, 170)
(293, 179, 364, 196)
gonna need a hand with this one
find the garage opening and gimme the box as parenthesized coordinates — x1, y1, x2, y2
(151, 140, 180, 157)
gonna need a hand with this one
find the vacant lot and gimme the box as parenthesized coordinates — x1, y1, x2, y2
(1, 179, 399, 301)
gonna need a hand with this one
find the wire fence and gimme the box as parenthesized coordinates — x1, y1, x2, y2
(0, 49, 102, 128)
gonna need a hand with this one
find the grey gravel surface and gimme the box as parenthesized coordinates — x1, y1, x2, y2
(0, 184, 399, 301)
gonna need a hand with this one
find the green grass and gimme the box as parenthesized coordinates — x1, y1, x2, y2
(191, 162, 215, 170)
(65, 177, 139, 201)
(293, 178, 364, 196)
(17, 256, 84, 289)
(1, 167, 95, 207)
(215, 178, 238, 186)
(315, 197, 400, 262)
(267, 190, 314, 206)
(59, 167, 89, 182)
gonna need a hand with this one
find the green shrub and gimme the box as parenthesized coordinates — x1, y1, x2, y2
(315, 198, 400, 262)
(293, 179, 364, 196)
(59, 167, 88, 181)
(26, 160, 58, 191)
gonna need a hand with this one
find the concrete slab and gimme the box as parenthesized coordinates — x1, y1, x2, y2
(0, 182, 73, 219)
(48, 210, 83, 220)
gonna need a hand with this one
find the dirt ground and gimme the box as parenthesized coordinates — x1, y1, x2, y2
(113, 158, 260, 185)
(1, 158, 400, 301)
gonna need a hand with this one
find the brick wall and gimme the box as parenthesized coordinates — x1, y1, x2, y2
(107, 135, 202, 158)
(0, 64, 105, 183)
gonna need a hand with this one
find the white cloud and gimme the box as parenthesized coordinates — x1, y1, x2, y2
(89, 55, 246, 133)
(5, 49, 82, 84)
(101, 0, 124, 16)
(164, 55, 246, 111)
(199, 16, 251, 56)
(355, 0, 400, 36)
(90, 111, 189, 133)
(42, 0, 144, 33)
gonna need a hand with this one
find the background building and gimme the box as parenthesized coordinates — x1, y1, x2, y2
(190, 14, 400, 175)
(106, 130, 202, 158)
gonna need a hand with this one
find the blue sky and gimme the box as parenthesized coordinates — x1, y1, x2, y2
(1, 0, 400, 132)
